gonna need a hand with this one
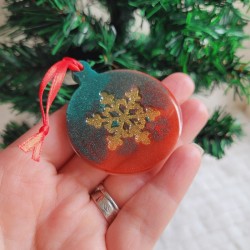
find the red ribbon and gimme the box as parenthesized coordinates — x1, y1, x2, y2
(19, 57, 84, 161)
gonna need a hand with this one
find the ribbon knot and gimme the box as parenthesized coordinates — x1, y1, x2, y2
(39, 125, 49, 135)
(19, 57, 84, 162)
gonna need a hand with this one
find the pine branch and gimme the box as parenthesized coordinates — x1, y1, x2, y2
(0, 121, 30, 149)
(2, 0, 249, 99)
(0, 43, 77, 114)
(195, 109, 243, 159)
(128, 0, 250, 99)
(1, 0, 100, 55)
(90, 24, 141, 71)
(0, 43, 51, 113)
(99, 0, 136, 44)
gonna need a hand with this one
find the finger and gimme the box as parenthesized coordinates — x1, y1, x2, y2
(1, 106, 74, 172)
(162, 72, 195, 104)
(107, 144, 203, 250)
(59, 73, 195, 191)
(103, 99, 208, 207)
(178, 98, 209, 145)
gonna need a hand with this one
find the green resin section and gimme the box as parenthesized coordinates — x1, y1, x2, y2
(67, 61, 110, 162)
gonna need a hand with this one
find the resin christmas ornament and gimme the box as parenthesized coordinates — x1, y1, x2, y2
(20, 58, 182, 174)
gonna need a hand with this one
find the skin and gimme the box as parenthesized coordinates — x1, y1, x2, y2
(0, 73, 208, 250)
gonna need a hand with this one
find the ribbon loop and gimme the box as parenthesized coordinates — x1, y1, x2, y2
(63, 57, 83, 71)
(19, 57, 84, 162)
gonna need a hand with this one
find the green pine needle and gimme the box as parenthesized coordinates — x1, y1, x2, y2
(0, 121, 30, 149)
(0, 43, 77, 114)
(195, 109, 243, 159)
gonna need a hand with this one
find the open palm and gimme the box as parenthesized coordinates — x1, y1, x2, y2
(0, 73, 208, 250)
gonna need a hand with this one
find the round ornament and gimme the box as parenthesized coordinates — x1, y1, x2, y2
(67, 61, 182, 174)
(19, 58, 182, 175)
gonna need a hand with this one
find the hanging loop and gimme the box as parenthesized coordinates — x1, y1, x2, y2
(19, 57, 84, 161)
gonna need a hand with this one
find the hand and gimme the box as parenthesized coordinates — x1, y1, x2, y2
(0, 73, 208, 250)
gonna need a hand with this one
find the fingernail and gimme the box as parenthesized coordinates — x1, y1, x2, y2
(192, 143, 204, 155)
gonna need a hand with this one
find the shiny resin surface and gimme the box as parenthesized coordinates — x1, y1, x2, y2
(67, 61, 182, 174)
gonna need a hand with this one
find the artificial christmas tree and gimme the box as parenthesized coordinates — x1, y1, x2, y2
(0, 0, 249, 158)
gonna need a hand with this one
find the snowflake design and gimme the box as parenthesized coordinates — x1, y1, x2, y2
(86, 87, 160, 150)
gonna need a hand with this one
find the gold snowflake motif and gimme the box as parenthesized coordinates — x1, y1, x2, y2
(86, 87, 160, 150)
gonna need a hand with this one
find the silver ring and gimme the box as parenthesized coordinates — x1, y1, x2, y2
(91, 184, 119, 224)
